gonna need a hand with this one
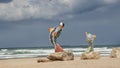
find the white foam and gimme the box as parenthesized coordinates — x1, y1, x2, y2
(1, 49, 8, 52)
(0, 47, 113, 59)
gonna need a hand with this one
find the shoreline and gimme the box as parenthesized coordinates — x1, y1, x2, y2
(0, 54, 109, 60)
(0, 46, 115, 59)
(0, 56, 120, 68)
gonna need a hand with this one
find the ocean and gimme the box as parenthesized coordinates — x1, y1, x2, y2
(0, 45, 119, 59)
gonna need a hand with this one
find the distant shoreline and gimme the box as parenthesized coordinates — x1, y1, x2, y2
(0, 44, 120, 49)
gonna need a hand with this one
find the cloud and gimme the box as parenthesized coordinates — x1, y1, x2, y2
(0, 0, 12, 3)
(0, 0, 120, 47)
(103, 0, 119, 4)
(0, 0, 119, 21)
(0, 0, 70, 21)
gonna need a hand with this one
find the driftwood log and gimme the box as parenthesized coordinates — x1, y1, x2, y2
(110, 47, 120, 58)
(47, 50, 74, 61)
(37, 58, 52, 63)
(80, 51, 100, 60)
(37, 50, 74, 63)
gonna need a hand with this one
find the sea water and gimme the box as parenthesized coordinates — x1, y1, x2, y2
(0, 45, 119, 59)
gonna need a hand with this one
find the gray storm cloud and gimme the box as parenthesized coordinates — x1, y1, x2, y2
(0, 0, 119, 21)
(0, 0, 120, 48)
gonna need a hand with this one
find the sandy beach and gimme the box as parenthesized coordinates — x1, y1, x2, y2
(0, 56, 120, 68)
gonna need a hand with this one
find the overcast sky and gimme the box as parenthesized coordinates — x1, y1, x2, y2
(0, 0, 120, 48)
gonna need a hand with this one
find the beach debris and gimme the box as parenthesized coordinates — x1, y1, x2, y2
(48, 22, 65, 52)
(37, 58, 52, 63)
(80, 51, 100, 60)
(110, 47, 120, 58)
(47, 50, 74, 61)
(55, 43, 64, 52)
(81, 32, 99, 60)
(85, 32, 96, 52)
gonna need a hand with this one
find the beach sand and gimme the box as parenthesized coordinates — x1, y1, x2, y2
(0, 57, 120, 68)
